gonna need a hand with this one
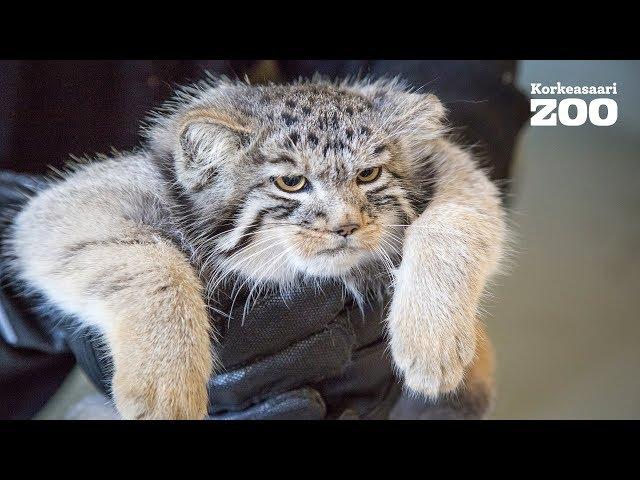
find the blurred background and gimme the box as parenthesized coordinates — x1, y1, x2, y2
(2, 60, 638, 419)
(488, 60, 640, 419)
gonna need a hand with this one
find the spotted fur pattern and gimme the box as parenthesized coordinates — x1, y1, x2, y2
(4, 76, 505, 419)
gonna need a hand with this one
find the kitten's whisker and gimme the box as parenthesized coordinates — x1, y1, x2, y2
(208, 237, 289, 295)
(214, 234, 288, 273)
(209, 232, 288, 273)
(230, 243, 293, 321)
(210, 234, 289, 284)
(378, 247, 396, 276)
(380, 241, 401, 259)
(212, 226, 289, 253)
(240, 245, 296, 321)
(372, 245, 394, 278)
(384, 235, 404, 248)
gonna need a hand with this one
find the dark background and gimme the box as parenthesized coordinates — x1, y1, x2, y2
(0, 60, 527, 183)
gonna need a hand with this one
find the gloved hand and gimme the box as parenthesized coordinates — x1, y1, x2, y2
(67, 279, 400, 420)
(208, 283, 399, 420)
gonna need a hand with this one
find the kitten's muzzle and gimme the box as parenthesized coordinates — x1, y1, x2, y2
(333, 223, 360, 237)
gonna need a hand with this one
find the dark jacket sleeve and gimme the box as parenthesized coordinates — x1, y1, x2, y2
(0, 172, 75, 419)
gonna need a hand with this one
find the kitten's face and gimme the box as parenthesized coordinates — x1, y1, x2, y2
(158, 80, 444, 284)
(217, 138, 411, 280)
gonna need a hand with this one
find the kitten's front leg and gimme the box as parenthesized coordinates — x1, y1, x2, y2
(81, 241, 214, 419)
(13, 217, 214, 418)
(98, 243, 214, 419)
(388, 142, 505, 398)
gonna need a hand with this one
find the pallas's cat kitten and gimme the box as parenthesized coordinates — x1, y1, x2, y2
(5, 77, 505, 419)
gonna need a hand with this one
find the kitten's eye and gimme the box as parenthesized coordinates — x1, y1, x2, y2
(275, 175, 307, 192)
(357, 166, 382, 183)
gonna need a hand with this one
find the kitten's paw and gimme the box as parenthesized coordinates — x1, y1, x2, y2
(112, 367, 209, 420)
(390, 324, 476, 399)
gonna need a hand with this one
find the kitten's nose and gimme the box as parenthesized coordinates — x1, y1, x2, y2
(333, 223, 360, 237)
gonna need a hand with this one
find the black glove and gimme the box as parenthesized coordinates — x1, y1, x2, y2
(68, 278, 400, 420)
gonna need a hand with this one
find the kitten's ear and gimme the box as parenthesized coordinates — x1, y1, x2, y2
(355, 80, 446, 136)
(377, 91, 446, 136)
(174, 110, 253, 192)
(401, 92, 446, 130)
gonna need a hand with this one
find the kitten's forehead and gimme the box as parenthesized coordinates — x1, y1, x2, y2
(240, 84, 390, 176)
(249, 83, 374, 115)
